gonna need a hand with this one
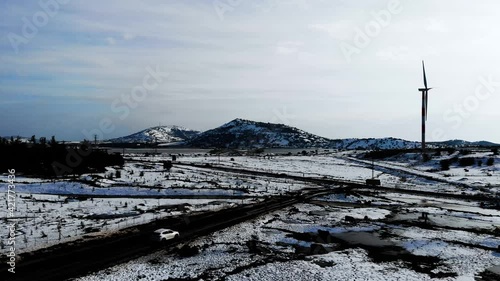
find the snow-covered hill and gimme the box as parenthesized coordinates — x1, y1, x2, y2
(185, 119, 430, 149)
(107, 126, 200, 144)
(186, 118, 333, 149)
(106, 119, 499, 149)
(429, 139, 500, 148)
(330, 137, 419, 150)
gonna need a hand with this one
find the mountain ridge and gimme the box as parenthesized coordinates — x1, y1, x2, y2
(107, 125, 200, 144)
(106, 119, 500, 149)
(186, 118, 333, 149)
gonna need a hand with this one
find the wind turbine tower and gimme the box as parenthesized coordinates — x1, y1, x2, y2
(418, 61, 432, 154)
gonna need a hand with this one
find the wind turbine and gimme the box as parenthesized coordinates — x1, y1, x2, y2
(418, 61, 432, 154)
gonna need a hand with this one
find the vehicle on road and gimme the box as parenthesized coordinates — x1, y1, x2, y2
(152, 228, 179, 242)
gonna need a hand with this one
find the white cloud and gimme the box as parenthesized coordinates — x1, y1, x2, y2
(275, 41, 304, 55)
(309, 21, 354, 40)
(123, 33, 136, 40)
(426, 18, 449, 32)
(106, 37, 116, 45)
(3, 0, 500, 142)
(376, 46, 414, 61)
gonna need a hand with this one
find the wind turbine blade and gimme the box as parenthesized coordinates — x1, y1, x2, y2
(422, 60, 428, 89)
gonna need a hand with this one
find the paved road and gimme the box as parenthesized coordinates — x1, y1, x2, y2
(0, 189, 329, 281)
(1, 162, 496, 280)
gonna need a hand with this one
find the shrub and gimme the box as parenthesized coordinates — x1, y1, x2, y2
(458, 157, 475, 167)
(163, 160, 173, 171)
(487, 158, 495, 166)
(440, 159, 450, 171)
(459, 149, 471, 156)
(423, 154, 431, 162)
(253, 148, 265, 154)
(209, 148, 224, 155)
(445, 147, 456, 155)
(177, 245, 199, 257)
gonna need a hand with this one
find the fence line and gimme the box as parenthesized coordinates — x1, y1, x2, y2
(2, 211, 173, 253)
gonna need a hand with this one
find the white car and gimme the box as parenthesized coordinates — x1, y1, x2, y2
(153, 228, 180, 242)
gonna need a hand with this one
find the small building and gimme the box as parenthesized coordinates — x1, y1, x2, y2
(366, 178, 381, 186)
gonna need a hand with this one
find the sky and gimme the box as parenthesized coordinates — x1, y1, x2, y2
(1, 0, 500, 142)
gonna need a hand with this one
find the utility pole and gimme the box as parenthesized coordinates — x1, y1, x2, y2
(372, 157, 375, 179)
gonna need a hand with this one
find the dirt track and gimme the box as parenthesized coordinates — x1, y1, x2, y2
(176, 162, 498, 202)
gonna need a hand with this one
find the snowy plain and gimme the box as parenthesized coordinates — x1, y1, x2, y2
(2, 150, 499, 280)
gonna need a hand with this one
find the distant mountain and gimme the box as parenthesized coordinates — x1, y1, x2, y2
(106, 119, 500, 149)
(329, 137, 420, 150)
(107, 126, 200, 144)
(329, 138, 499, 150)
(185, 118, 333, 149)
(186, 119, 499, 149)
(429, 139, 500, 148)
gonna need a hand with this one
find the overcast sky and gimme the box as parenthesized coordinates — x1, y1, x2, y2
(2, 0, 500, 142)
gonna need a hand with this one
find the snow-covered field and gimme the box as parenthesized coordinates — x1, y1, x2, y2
(176, 151, 500, 196)
(1, 160, 306, 253)
(2, 150, 499, 280)
(0, 193, 245, 253)
(74, 191, 500, 281)
(358, 150, 500, 190)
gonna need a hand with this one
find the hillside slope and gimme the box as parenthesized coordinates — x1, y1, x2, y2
(186, 119, 333, 148)
(108, 126, 200, 143)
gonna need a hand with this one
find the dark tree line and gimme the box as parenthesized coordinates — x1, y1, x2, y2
(0, 136, 124, 177)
